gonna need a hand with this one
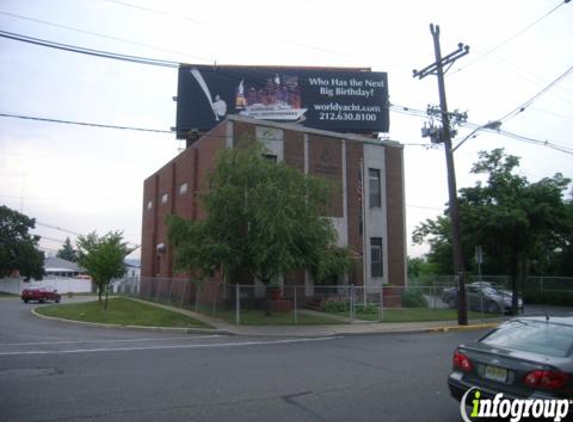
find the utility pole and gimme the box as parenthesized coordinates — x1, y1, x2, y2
(414, 24, 470, 325)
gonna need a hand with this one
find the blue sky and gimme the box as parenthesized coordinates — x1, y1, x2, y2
(1, 0, 572, 259)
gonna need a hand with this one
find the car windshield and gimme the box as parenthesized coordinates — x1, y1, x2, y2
(482, 287, 500, 296)
(481, 320, 573, 358)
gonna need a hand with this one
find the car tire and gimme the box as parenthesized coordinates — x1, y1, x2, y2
(486, 301, 500, 314)
(448, 297, 457, 309)
(55, 297, 61, 304)
(23, 298, 29, 304)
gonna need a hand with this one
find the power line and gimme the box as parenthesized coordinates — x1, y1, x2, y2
(0, 112, 174, 133)
(36, 222, 84, 237)
(497, 63, 573, 122)
(390, 103, 573, 155)
(0, 10, 211, 63)
(0, 29, 378, 110)
(100, 0, 357, 60)
(3, 108, 572, 155)
(497, 129, 573, 155)
(0, 194, 141, 202)
(35, 221, 141, 249)
(0, 27, 570, 154)
(0, 29, 179, 68)
(451, 0, 569, 76)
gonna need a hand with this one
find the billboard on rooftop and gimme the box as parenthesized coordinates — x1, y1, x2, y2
(175, 65, 389, 137)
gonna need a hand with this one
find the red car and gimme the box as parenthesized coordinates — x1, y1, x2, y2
(21, 286, 61, 304)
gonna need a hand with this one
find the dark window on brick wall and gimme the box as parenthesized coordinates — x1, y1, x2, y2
(370, 237, 383, 278)
(369, 168, 381, 208)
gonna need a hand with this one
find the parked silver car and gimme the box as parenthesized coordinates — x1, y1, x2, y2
(442, 282, 523, 314)
(449, 316, 573, 412)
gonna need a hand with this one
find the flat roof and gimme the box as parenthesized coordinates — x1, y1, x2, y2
(227, 115, 402, 148)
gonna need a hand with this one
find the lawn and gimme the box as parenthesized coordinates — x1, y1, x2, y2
(348, 307, 497, 323)
(192, 305, 343, 326)
(36, 297, 212, 328)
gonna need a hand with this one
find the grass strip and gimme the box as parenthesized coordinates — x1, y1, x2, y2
(36, 297, 212, 328)
(190, 305, 343, 325)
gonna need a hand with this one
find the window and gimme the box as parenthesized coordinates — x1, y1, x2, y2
(146, 200, 153, 211)
(370, 237, 383, 278)
(179, 182, 188, 195)
(368, 168, 381, 208)
(161, 193, 168, 204)
(262, 154, 278, 164)
(482, 320, 573, 358)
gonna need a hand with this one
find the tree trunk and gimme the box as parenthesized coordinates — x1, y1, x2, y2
(104, 285, 109, 310)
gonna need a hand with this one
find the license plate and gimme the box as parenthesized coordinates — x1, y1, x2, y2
(485, 365, 507, 382)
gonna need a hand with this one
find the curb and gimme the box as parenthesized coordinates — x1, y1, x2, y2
(425, 322, 500, 333)
(30, 307, 234, 335)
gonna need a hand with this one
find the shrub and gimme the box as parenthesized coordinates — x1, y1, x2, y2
(355, 303, 378, 315)
(322, 298, 349, 313)
(401, 289, 428, 308)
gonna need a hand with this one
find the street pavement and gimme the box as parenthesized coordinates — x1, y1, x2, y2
(1, 296, 571, 422)
(0, 296, 487, 422)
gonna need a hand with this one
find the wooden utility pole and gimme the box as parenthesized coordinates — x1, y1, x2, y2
(414, 24, 470, 325)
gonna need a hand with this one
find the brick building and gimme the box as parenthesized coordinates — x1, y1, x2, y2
(141, 115, 406, 290)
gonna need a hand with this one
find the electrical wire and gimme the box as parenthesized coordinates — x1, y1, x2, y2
(390, 104, 573, 155)
(36, 222, 84, 237)
(451, 0, 568, 76)
(0, 29, 570, 154)
(0, 112, 174, 134)
(3, 109, 571, 155)
(0, 30, 179, 68)
(0, 11, 212, 62)
(99, 0, 358, 59)
(497, 63, 573, 122)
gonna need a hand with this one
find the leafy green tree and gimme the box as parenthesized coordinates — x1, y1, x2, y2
(76, 231, 134, 308)
(56, 237, 78, 262)
(407, 256, 440, 284)
(0, 205, 44, 281)
(168, 140, 355, 303)
(414, 149, 573, 313)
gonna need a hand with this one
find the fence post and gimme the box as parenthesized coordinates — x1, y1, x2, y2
(379, 283, 384, 322)
(167, 279, 173, 305)
(179, 279, 188, 309)
(195, 282, 200, 312)
(235, 283, 240, 326)
(293, 286, 298, 326)
(350, 285, 355, 324)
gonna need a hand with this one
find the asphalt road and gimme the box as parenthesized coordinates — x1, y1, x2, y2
(0, 297, 486, 422)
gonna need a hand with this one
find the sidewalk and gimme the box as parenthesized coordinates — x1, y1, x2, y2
(128, 298, 502, 337)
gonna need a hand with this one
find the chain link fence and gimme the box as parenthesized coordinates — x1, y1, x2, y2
(524, 277, 573, 306)
(113, 276, 529, 325)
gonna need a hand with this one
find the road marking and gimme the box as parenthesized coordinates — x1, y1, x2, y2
(0, 337, 336, 356)
(0, 335, 223, 347)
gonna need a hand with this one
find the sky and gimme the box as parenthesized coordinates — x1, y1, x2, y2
(1, 0, 572, 261)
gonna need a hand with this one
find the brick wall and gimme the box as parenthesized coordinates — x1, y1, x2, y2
(385, 146, 406, 287)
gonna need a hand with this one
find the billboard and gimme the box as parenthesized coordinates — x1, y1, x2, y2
(175, 65, 389, 137)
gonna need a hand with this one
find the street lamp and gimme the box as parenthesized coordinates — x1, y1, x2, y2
(452, 121, 502, 154)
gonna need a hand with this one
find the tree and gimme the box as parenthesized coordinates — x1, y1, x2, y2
(414, 149, 573, 313)
(76, 231, 134, 308)
(407, 256, 440, 284)
(0, 205, 44, 281)
(167, 140, 355, 306)
(56, 237, 78, 262)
